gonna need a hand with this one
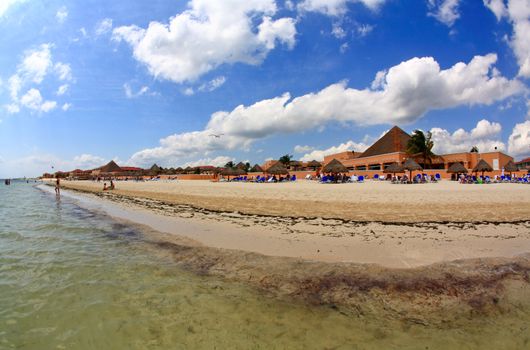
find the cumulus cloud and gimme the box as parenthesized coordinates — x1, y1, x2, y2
(427, 0, 461, 27)
(112, 0, 296, 83)
(484, 0, 530, 77)
(298, 0, 385, 16)
(508, 120, 530, 158)
(0, 153, 106, 178)
(95, 18, 113, 36)
(0, 0, 25, 17)
(181, 155, 234, 168)
(299, 140, 369, 161)
(294, 145, 315, 153)
(4, 44, 72, 114)
(430, 119, 506, 154)
(56, 7, 68, 23)
(62, 103, 71, 111)
(128, 54, 524, 166)
(19, 88, 57, 112)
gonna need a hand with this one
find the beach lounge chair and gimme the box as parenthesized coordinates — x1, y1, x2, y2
(357, 176, 364, 183)
(373, 174, 379, 180)
(291, 175, 296, 181)
(435, 173, 441, 181)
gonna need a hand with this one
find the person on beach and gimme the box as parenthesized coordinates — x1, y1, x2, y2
(109, 180, 115, 190)
(103, 183, 108, 191)
(55, 177, 60, 195)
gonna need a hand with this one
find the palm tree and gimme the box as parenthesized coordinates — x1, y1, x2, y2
(406, 130, 434, 168)
(279, 154, 293, 165)
(224, 161, 234, 168)
(470, 146, 479, 153)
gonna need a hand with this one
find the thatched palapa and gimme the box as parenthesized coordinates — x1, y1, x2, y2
(472, 159, 493, 175)
(99, 160, 122, 173)
(383, 162, 404, 174)
(250, 164, 263, 172)
(322, 159, 348, 174)
(307, 160, 321, 170)
(266, 162, 289, 175)
(447, 162, 467, 174)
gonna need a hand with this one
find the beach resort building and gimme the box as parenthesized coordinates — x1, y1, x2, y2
(262, 126, 519, 179)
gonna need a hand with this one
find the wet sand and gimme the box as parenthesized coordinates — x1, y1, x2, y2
(50, 180, 530, 268)
(39, 182, 530, 331)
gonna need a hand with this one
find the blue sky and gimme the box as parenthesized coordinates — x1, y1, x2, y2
(0, 0, 529, 177)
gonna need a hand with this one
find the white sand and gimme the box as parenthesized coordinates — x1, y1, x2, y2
(47, 180, 530, 268)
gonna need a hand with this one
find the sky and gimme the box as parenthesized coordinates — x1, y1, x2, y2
(0, 0, 529, 178)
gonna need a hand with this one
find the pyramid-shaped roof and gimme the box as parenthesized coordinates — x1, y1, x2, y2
(99, 160, 122, 173)
(358, 126, 411, 158)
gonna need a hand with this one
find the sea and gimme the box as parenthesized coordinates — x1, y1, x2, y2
(1, 181, 528, 349)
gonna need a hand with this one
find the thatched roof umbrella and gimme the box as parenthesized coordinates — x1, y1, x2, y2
(403, 158, 422, 181)
(250, 164, 263, 173)
(472, 159, 493, 177)
(307, 160, 321, 170)
(289, 160, 302, 171)
(266, 162, 289, 176)
(504, 160, 518, 176)
(175, 167, 184, 174)
(447, 162, 467, 179)
(235, 162, 247, 170)
(383, 162, 404, 176)
(220, 167, 246, 181)
(184, 166, 193, 174)
(322, 159, 348, 174)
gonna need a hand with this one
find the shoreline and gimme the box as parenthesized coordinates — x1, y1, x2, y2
(45, 181, 530, 268)
(38, 183, 530, 324)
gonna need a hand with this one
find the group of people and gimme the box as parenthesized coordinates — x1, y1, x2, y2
(458, 174, 530, 184)
(103, 180, 115, 191)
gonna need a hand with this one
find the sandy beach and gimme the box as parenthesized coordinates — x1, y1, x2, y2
(49, 180, 530, 268)
(37, 180, 530, 334)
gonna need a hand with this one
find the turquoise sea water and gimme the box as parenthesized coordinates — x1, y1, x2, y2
(1, 182, 529, 349)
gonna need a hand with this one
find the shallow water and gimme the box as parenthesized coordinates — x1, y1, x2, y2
(1, 182, 529, 349)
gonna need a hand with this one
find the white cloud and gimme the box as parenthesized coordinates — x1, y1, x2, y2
(128, 54, 524, 166)
(95, 18, 113, 36)
(124, 83, 149, 98)
(57, 84, 68, 96)
(183, 87, 195, 96)
(428, 0, 461, 27)
(0, 153, 106, 178)
(331, 23, 346, 38)
(339, 42, 349, 53)
(298, 0, 385, 16)
(5, 104, 20, 114)
(198, 76, 226, 92)
(19, 88, 57, 112)
(484, 0, 530, 77)
(112, 0, 297, 83)
(356, 24, 374, 37)
(430, 119, 505, 154)
(182, 155, 234, 168)
(72, 154, 105, 169)
(300, 140, 369, 161)
(19, 44, 53, 84)
(62, 103, 71, 111)
(56, 7, 68, 23)
(54, 62, 72, 81)
(294, 145, 315, 153)
(0, 0, 25, 17)
(508, 120, 530, 158)
(4, 44, 72, 114)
